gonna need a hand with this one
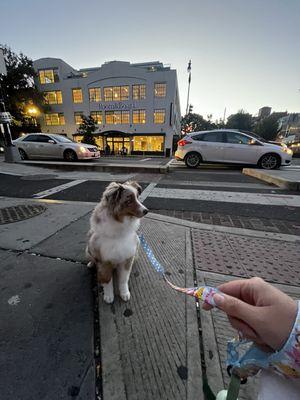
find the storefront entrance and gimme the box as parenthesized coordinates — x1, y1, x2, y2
(106, 136, 131, 155)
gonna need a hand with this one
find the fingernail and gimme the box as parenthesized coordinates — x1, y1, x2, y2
(213, 293, 225, 306)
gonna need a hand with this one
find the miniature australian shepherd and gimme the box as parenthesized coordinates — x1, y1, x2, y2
(86, 181, 148, 303)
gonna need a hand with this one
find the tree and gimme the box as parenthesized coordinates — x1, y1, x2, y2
(77, 115, 97, 145)
(253, 113, 284, 141)
(181, 112, 215, 135)
(0, 45, 45, 136)
(226, 110, 253, 131)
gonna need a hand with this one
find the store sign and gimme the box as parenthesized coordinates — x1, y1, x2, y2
(99, 102, 136, 111)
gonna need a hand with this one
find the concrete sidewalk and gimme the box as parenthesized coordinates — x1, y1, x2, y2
(0, 197, 299, 400)
(243, 167, 300, 190)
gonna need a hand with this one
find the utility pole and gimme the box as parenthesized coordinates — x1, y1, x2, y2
(185, 60, 192, 116)
(223, 107, 227, 124)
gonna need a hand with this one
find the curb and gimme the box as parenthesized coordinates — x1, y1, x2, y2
(243, 168, 300, 191)
(19, 161, 169, 174)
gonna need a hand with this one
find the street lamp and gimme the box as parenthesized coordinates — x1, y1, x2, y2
(27, 105, 39, 126)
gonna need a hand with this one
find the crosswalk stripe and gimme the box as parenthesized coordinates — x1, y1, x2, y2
(149, 187, 300, 207)
(32, 180, 86, 199)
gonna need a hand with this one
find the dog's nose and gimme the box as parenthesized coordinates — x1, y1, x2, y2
(143, 208, 149, 215)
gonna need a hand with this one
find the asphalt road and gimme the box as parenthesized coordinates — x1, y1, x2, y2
(1, 164, 300, 235)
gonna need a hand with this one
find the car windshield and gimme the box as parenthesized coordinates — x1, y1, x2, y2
(54, 135, 74, 143)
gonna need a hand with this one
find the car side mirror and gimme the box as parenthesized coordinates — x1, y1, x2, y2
(48, 139, 56, 144)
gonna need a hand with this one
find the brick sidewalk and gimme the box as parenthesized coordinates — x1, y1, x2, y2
(154, 209, 300, 236)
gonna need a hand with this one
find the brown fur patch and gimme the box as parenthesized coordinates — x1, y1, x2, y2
(96, 261, 114, 284)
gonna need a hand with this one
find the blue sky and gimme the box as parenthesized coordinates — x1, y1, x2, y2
(1, 0, 300, 120)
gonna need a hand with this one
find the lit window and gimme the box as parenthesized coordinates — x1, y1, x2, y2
(74, 112, 84, 125)
(133, 109, 146, 124)
(133, 136, 164, 152)
(45, 113, 65, 126)
(154, 83, 166, 97)
(104, 86, 129, 101)
(154, 109, 165, 124)
(90, 111, 103, 125)
(44, 91, 63, 104)
(39, 69, 59, 84)
(105, 111, 130, 124)
(121, 111, 130, 124)
(104, 87, 113, 102)
(89, 88, 101, 102)
(132, 84, 146, 100)
(72, 88, 83, 103)
(121, 86, 129, 100)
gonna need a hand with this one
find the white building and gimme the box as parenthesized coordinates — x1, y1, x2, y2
(33, 58, 181, 156)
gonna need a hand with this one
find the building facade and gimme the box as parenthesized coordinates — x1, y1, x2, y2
(258, 106, 272, 119)
(33, 58, 181, 155)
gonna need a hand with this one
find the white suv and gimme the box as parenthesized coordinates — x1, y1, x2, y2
(175, 129, 293, 169)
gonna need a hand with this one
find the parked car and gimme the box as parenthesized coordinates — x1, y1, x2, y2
(175, 129, 293, 169)
(13, 133, 100, 161)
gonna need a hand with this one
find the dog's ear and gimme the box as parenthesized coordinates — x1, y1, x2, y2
(126, 181, 142, 195)
(104, 182, 124, 203)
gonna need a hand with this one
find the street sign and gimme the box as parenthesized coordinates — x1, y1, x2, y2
(0, 48, 7, 76)
(0, 111, 12, 122)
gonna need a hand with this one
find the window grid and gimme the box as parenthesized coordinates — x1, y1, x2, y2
(72, 88, 83, 103)
(154, 109, 165, 124)
(39, 69, 59, 84)
(74, 112, 84, 125)
(105, 111, 130, 124)
(133, 109, 146, 124)
(44, 91, 63, 105)
(154, 83, 166, 97)
(132, 84, 146, 100)
(89, 88, 101, 102)
(45, 113, 65, 126)
(104, 86, 129, 101)
(91, 111, 103, 125)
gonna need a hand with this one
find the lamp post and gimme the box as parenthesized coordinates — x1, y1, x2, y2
(27, 106, 38, 126)
(0, 48, 20, 162)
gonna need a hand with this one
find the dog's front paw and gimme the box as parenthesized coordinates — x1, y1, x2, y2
(120, 290, 131, 302)
(103, 292, 114, 304)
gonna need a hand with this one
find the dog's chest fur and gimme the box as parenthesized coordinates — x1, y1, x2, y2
(91, 210, 140, 264)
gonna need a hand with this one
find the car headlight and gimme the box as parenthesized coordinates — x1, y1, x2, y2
(283, 147, 293, 155)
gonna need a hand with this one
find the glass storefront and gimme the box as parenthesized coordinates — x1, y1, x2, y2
(133, 135, 164, 152)
(73, 133, 165, 155)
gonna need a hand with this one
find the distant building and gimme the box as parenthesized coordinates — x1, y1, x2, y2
(33, 58, 181, 156)
(258, 106, 272, 119)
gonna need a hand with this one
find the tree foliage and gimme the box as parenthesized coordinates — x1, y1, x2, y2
(181, 112, 215, 134)
(77, 115, 97, 145)
(253, 114, 282, 141)
(226, 110, 253, 131)
(0, 45, 45, 134)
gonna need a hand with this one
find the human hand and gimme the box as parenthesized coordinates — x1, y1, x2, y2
(203, 277, 297, 351)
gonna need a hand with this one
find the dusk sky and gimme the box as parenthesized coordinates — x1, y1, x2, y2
(1, 0, 300, 120)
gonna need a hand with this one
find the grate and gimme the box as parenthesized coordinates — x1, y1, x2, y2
(0, 204, 47, 224)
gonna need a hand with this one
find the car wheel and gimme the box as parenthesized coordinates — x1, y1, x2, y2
(64, 149, 78, 162)
(258, 153, 281, 170)
(19, 148, 28, 160)
(185, 152, 202, 168)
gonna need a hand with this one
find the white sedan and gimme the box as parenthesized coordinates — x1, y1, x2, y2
(175, 129, 293, 169)
(14, 133, 100, 161)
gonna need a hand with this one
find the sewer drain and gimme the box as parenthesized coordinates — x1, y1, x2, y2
(0, 204, 47, 224)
